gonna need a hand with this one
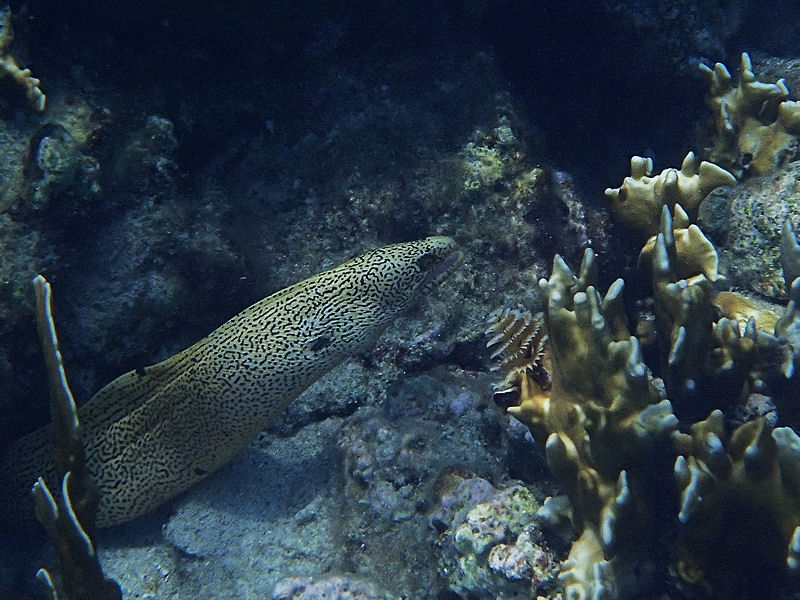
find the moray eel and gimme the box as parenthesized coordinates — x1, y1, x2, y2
(0, 236, 461, 527)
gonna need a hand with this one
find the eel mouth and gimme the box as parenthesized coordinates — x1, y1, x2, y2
(420, 248, 463, 295)
(434, 249, 464, 281)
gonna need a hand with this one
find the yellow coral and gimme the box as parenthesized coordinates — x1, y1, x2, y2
(701, 52, 800, 175)
(491, 196, 800, 598)
(639, 204, 720, 284)
(492, 250, 678, 598)
(673, 411, 800, 596)
(605, 152, 735, 239)
(29, 276, 121, 600)
(0, 9, 45, 112)
(712, 290, 781, 333)
(739, 100, 800, 175)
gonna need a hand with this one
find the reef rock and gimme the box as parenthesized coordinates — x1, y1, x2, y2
(433, 475, 557, 600)
(707, 161, 800, 299)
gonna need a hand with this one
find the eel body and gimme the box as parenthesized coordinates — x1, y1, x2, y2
(0, 236, 461, 527)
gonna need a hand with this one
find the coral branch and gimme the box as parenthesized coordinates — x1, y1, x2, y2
(0, 8, 45, 111)
(30, 275, 121, 600)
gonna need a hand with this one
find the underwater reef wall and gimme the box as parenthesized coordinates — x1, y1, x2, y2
(0, 3, 594, 598)
(4, 2, 800, 600)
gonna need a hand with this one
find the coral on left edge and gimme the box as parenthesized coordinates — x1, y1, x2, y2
(0, 8, 44, 111)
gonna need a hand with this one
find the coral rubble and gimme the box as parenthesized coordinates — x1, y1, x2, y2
(433, 474, 557, 599)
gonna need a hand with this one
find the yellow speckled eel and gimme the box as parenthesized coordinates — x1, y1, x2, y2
(0, 236, 461, 527)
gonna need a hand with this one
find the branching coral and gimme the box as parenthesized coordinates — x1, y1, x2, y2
(605, 152, 735, 240)
(489, 249, 678, 598)
(644, 216, 800, 595)
(29, 275, 121, 600)
(781, 220, 800, 303)
(648, 207, 718, 409)
(701, 52, 800, 176)
(639, 204, 720, 284)
(484, 43, 800, 600)
(769, 221, 800, 421)
(673, 411, 800, 597)
(638, 215, 800, 594)
(491, 192, 800, 598)
(0, 8, 45, 112)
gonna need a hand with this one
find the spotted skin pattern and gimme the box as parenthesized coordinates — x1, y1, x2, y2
(0, 237, 460, 527)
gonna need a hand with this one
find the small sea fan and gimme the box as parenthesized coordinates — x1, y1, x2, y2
(485, 308, 549, 405)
